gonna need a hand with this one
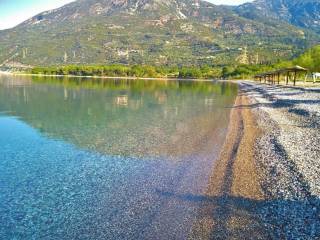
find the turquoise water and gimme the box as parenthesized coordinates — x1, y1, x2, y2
(0, 75, 237, 239)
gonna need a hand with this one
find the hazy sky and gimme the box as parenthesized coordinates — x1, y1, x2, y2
(0, 0, 253, 30)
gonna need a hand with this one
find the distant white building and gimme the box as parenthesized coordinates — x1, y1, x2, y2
(305, 72, 320, 83)
(312, 73, 320, 83)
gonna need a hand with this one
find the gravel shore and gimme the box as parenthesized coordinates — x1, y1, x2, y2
(239, 81, 320, 239)
(188, 81, 319, 239)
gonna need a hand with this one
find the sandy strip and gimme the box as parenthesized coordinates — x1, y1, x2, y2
(188, 90, 271, 239)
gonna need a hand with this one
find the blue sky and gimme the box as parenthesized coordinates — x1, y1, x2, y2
(0, 0, 253, 30)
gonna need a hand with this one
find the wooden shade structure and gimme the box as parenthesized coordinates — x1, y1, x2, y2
(254, 65, 308, 86)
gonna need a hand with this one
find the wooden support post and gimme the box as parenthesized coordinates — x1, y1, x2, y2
(304, 73, 308, 84)
(272, 75, 274, 85)
(273, 74, 275, 85)
(293, 71, 297, 86)
(273, 74, 276, 85)
(286, 72, 289, 85)
(278, 73, 280, 85)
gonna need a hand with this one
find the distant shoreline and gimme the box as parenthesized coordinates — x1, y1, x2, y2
(0, 71, 221, 82)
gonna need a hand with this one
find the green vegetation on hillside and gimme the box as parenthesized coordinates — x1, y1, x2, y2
(251, 44, 320, 76)
(29, 45, 320, 79)
(1, 0, 318, 67)
(293, 45, 320, 72)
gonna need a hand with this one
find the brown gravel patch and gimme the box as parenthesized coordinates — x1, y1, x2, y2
(230, 94, 264, 199)
(188, 92, 270, 239)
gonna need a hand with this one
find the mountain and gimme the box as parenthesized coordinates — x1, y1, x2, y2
(235, 0, 320, 33)
(0, 0, 319, 67)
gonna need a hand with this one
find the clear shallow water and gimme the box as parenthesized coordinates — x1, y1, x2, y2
(0, 75, 237, 239)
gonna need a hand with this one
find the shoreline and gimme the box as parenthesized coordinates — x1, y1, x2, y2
(1, 72, 318, 237)
(3, 71, 320, 87)
(189, 81, 319, 239)
(0, 71, 218, 82)
(189, 87, 268, 239)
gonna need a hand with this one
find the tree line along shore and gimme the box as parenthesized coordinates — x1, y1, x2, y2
(30, 64, 268, 79)
(28, 45, 320, 80)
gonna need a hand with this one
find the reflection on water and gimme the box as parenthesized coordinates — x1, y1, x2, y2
(0, 75, 237, 239)
(115, 95, 129, 106)
(0, 75, 237, 158)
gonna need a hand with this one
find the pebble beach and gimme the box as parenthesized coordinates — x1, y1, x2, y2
(240, 81, 320, 239)
(190, 81, 320, 239)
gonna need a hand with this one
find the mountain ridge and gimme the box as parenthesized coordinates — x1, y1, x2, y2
(0, 0, 319, 67)
(235, 0, 320, 32)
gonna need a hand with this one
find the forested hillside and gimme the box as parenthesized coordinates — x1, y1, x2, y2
(0, 0, 319, 68)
